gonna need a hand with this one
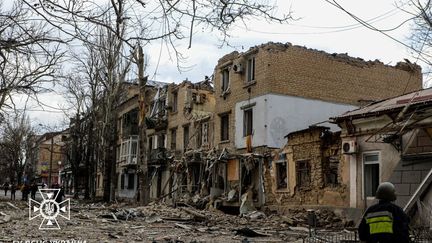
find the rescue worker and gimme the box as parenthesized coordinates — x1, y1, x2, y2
(358, 182, 410, 243)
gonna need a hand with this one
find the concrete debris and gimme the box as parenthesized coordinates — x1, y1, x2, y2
(243, 211, 266, 220)
(174, 223, 192, 230)
(0, 212, 11, 224)
(6, 202, 19, 210)
(235, 228, 269, 237)
(239, 190, 256, 216)
(0, 199, 354, 242)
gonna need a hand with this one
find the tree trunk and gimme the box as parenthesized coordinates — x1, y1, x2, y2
(136, 45, 149, 205)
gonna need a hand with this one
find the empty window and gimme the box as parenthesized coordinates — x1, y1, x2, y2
(324, 157, 339, 186)
(276, 160, 287, 189)
(243, 109, 253, 137)
(247, 57, 255, 82)
(220, 114, 229, 141)
(202, 122, 209, 144)
(364, 152, 380, 197)
(296, 160, 310, 189)
(184, 125, 190, 151)
(170, 129, 177, 150)
(172, 91, 178, 112)
(222, 68, 230, 91)
(197, 122, 209, 148)
(157, 134, 165, 148)
(127, 174, 135, 189)
(120, 174, 125, 189)
(148, 136, 153, 151)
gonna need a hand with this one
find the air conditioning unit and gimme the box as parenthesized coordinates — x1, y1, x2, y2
(342, 140, 357, 154)
(233, 63, 243, 73)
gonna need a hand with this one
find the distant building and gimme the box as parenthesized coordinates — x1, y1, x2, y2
(211, 41, 422, 208)
(36, 131, 68, 186)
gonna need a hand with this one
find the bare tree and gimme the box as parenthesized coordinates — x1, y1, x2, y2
(0, 0, 64, 111)
(0, 112, 36, 185)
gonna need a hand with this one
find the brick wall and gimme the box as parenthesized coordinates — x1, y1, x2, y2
(166, 81, 215, 155)
(213, 42, 423, 150)
(390, 128, 432, 207)
(265, 127, 348, 207)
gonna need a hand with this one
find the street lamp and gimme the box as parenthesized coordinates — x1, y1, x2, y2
(58, 161, 62, 185)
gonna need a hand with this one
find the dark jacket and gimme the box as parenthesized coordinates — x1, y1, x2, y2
(358, 200, 410, 243)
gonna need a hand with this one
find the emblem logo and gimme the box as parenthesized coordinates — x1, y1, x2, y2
(29, 188, 70, 230)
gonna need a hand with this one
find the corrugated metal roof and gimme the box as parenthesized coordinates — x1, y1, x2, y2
(332, 88, 432, 121)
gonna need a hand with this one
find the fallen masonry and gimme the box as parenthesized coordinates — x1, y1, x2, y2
(0, 198, 359, 243)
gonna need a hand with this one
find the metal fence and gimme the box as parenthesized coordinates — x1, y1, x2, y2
(303, 231, 358, 243)
(303, 228, 432, 243)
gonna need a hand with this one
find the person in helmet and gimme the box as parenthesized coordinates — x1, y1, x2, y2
(358, 182, 410, 243)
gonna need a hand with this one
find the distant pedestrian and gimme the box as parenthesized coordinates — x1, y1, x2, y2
(358, 182, 410, 243)
(21, 184, 30, 201)
(55, 185, 65, 204)
(3, 182, 9, 196)
(31, 183, 38, 200)
(10, 184, 16, 200)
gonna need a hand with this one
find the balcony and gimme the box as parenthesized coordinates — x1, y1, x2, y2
(148, 147, 168, 165)
(119, 136, 139, 166)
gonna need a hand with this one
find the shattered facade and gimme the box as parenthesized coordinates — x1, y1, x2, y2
(211, 41, 421, 210)
(265, 126, 348, 207)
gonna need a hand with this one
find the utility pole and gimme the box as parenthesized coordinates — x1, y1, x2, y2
(48, 134, 54, 187)
(135, 44, 149, 205)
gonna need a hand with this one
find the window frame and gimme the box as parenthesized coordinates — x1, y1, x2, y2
(183, 125, 190, 151)
(172, 91, 178, 113)
(220, 114, 229, 142)
(127, 173, 135, 190)
(243, 108, 253, 137)
(246, 56, 255, 82)
(275, 159, 288, 190)
(296, 159, 311, 189)
(221, 68, 230, 92)
(362, 151, 381, 199)
(170, 128, 177, 150)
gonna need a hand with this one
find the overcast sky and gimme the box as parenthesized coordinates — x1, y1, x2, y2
(26, 0, 424, 128)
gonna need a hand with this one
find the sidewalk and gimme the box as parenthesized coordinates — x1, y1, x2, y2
(0, 190, 43, 201)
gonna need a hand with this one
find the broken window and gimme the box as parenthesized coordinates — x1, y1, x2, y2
(276, 161, 287, 189)
(296, 160, 310, 189)
(324, 157, 339, 186)
(170, 128, 177, 150)
(243, 108, 253, 137)
(157, 133, 165, 148)
(222, 68, 230, 91)
(197, 122, 209, 148)
(148, 136, 153, 151)
(127, 174, 135, 189)
(172, 91, 178, 112)
(202, 122, 209, 145)
(220, 114, 229, 141)
(364, 152, 380, 197)
(184, 125, 190, 151)
(247, 57, 255, 82)
(120, 174, 125, 189)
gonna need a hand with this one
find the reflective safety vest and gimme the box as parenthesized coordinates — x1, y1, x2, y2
(365, 211, 394, 234)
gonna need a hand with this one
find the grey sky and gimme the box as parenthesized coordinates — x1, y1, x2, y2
(26, 0, 424, 126)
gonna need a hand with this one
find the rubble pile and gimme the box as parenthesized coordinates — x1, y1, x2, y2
(266, 208, 354, 229)
(0, 198, 354, 242)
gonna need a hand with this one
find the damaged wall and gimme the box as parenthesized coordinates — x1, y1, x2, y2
(265, 127, 348, 207)
(213, 41, 421, 151)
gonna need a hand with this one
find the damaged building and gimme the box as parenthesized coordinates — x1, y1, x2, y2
(265, 126, 347, 207)
(331, 88, 432, 226)
(211, 41, 422, 211)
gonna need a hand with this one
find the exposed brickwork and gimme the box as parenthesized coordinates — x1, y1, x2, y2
(213, 42, 423, 150)
(166, 80, 215, 155)
(265, 127, 348, 207)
